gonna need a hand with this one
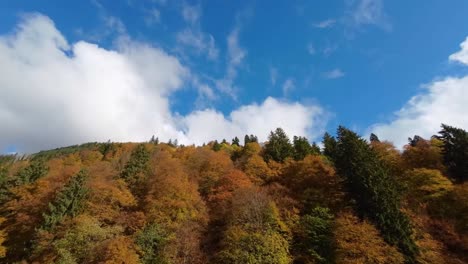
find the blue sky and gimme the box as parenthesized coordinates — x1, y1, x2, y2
(1, 0, 468, 152)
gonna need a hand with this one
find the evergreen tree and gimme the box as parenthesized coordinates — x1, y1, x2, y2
(135, 223, 169, 264)
(231, 137, 240, 146)
(322, 132, 337, 161)
(149, 135, 159, 145)
(244, 134, 258, 145)
(41, 169, 89, 230)
(294, 207, 334, 263)
(14, 159, 48, 186)
(98, 140, 115, 158)
(408, 135, 424, 147)
(437, 124, 468, 182)
(292, 136, 313, 160)
(369, 133, 380, 142)
(120, 144, 150, 188)
(311, 142, 321, 155)
(263, 128, 293, 162)
(212, 140, 222, 151)
(333, 126, 418, 263)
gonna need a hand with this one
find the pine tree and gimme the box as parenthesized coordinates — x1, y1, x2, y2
(244, 134, 258, 145)
(292, 136, 313, 160)
(333, 126, 418, 263)
(212, 140, 222, 151)
(437, 124, 468, 182)
(41, 169, 89, 230)
(120, 144, 150, 187)
(294, 207, 334, 263)
(14, 159, 48, 186)
(263, 128, 293, 162)
(369, 133, 380, 142)
(232, 137, 240, 146)
(322, 132, 337, 161)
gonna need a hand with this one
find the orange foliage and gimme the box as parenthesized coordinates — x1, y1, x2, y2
(86, 161, 136, 223)
(145, 150, 207, 228)
(99, 236, 140, 264)
(402, 138, 445, 172)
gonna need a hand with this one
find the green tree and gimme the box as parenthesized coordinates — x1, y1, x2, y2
(322, 132, 337, 161)
(292, 136, 315, 161)
(217, 228, 291, 264)
(14, 159, 48, 186)
(41, 169, 89, 230)
(332, 126, 418, 262)
(263, 128, 293, 162)
(232, 137, 240, 146)
(370, 133, 380, 142)
(120, 144, 150, 188)
(244, 134, 258, 145)
(135, 223, 169, 264)
(294, 207, 334, 263)
(213, 140, 222, 151)
(311, 142, 321, 155)
(437, 124, 468, 182)
(149, 135, 159, 145)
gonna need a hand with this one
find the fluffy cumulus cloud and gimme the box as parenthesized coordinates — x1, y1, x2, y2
(370, 38, 468, 147)
(181, 97, 327, 145)
(0, 14, 328, 152)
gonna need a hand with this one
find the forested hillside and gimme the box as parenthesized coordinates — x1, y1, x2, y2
(0, 124, 467, 264)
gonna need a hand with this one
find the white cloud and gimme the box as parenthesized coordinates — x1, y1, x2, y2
(369, 37, 468, 148)
(313, 19, 335, 29)
(181, 97, 328, 145)
(307, 43, 316, 55)
(370, 76, 468, 148)
(0, 14, 187, 152)
(0, 14, 328, 152)
(346, 0, 391, 31)
(282, 78, 295, 95)
(324, 69, 345, 79)
(449, 36, 468, 65)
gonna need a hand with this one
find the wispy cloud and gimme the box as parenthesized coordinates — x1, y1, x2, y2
(307, 43, 316, 55)
(282, 78, 295, 95)
(323, 43, 338, 57)
(324, 69, 345, 79)
(270, 67, 278, 86)
(176, 29, 219, 60)
(144, 8, 161, 26)
(181, 2, 201, 24)
(176, 2, 219, 60)
(346, 0, 391, 31)
(313, 19, 336, 29)
(214, 26, 247, 99)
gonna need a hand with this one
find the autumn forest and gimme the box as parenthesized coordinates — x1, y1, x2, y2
(0, 124, 467, 264)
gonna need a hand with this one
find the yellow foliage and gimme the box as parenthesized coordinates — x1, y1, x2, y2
(0, 217, 6, 258)
(334, 212, 405, 264)
(402, 168, 453, 201)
